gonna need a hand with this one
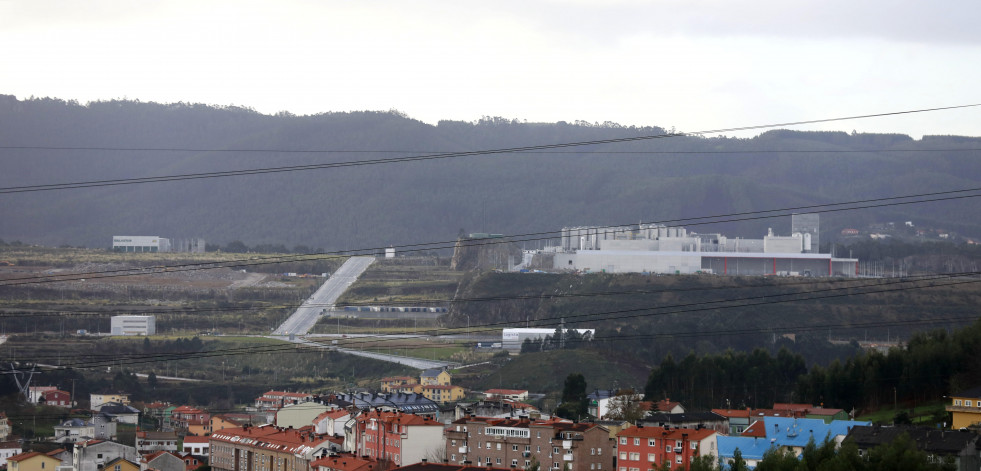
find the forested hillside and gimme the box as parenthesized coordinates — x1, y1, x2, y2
(2, 95, 981, 251)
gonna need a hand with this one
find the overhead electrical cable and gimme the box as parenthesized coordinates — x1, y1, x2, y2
(0, 103, 978, 194)
(5, 270, 980, 373)
(0, 269, 974, 319)
(4, 186, 981, 287)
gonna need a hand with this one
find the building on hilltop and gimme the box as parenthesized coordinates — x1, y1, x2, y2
(111, 236, 205, 253)
(550, 215, 857, 277)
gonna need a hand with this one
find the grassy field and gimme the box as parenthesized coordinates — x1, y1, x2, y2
(856, 401, 947, 425)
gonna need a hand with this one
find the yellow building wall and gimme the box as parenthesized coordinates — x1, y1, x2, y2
(10, 456, 61, 471)
(107, 460, 140, 471)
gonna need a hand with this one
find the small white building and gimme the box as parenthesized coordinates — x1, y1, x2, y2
(110, 315, 155, 336)
(111, 236, 170, 253)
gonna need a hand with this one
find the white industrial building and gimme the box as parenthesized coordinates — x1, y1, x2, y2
(112, 236, 170, 253)
(552, 214, 858, 277)
(110, 315, 156, 336)
(502, 327, 595, 351)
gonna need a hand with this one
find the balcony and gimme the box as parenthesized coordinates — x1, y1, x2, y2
(563, 453, 574, 461)
(562, 440, 572, 450)
(674, 447, 682, 453)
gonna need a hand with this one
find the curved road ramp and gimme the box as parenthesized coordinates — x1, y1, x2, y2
(272, 256, 375, 336)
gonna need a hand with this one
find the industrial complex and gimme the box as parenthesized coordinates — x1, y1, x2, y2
(548, 214, 858, 277)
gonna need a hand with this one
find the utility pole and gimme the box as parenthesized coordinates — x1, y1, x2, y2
(559, 318, 565, 349)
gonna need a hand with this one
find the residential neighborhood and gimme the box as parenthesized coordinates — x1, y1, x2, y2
(3, 376, 978, 471)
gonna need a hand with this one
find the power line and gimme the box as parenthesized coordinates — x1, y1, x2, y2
(4, 186, 981, 287)
(0, 269, 974, 319)
(5, 270, 980, 373)
(1, 103, 978, 194)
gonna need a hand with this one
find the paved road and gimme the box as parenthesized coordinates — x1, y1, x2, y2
(272, 256, 375, 336)
(278, 336, 455, 370)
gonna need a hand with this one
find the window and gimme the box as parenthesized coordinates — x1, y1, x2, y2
(497, 443, 501, 450)
(487, 443, 492, 449)
(590, 465, 595, 470)
(537, 446, 541, 452)
(598, 448, 602, 455)
(629, 453, 640, 460)
(649, 439, 656, 447)
(954, 399, 962, 406)
(525, 446, 531, 452)
(619, 452, 627, 460)
(967, 400, 973, 407)
(619, 437, 627, 445)
(512, 460, 518, 467)
(676, 456, 682, 464)
(648, 454, 655, 462)
(497, 459, 502, 464)
(451, 455, 455, 461)
(114, 466, 121, 471)
(452, 440, 456, 446)
(525, 461, 531, 467)
(597, 465, 601, 470)
(634, 438, 640, 446)
(554, 447, 560, 454)
(676, 440, 682, 448)
(591, 448, 595, 455)
(665, 445, 671, 452)
(513, 445, 519, 451)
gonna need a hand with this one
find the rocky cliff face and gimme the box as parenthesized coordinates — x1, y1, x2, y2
(450, 237, 521, 271)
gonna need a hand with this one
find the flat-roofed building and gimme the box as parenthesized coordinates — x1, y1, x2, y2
(112, 236, 170, 253)
(110, 315, 156, 336)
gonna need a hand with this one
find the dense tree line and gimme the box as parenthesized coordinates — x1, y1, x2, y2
(520, 328, 593, 353)
(643, 347, 807, 410)
(796, 319, 981, 411)
(642, 319, 981, 413)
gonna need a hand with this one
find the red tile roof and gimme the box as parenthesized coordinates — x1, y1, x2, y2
(8, 452, 45, 462)
(210, 425, 334, 453)
(311, 454, 378, 471)
(741, 420, 767, 438)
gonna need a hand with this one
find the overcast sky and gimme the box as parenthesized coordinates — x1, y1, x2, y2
(2, 0, 978, 138)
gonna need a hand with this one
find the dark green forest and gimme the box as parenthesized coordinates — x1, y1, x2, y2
(3, 95, 981, 252)
(642, 318, 981, 413)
